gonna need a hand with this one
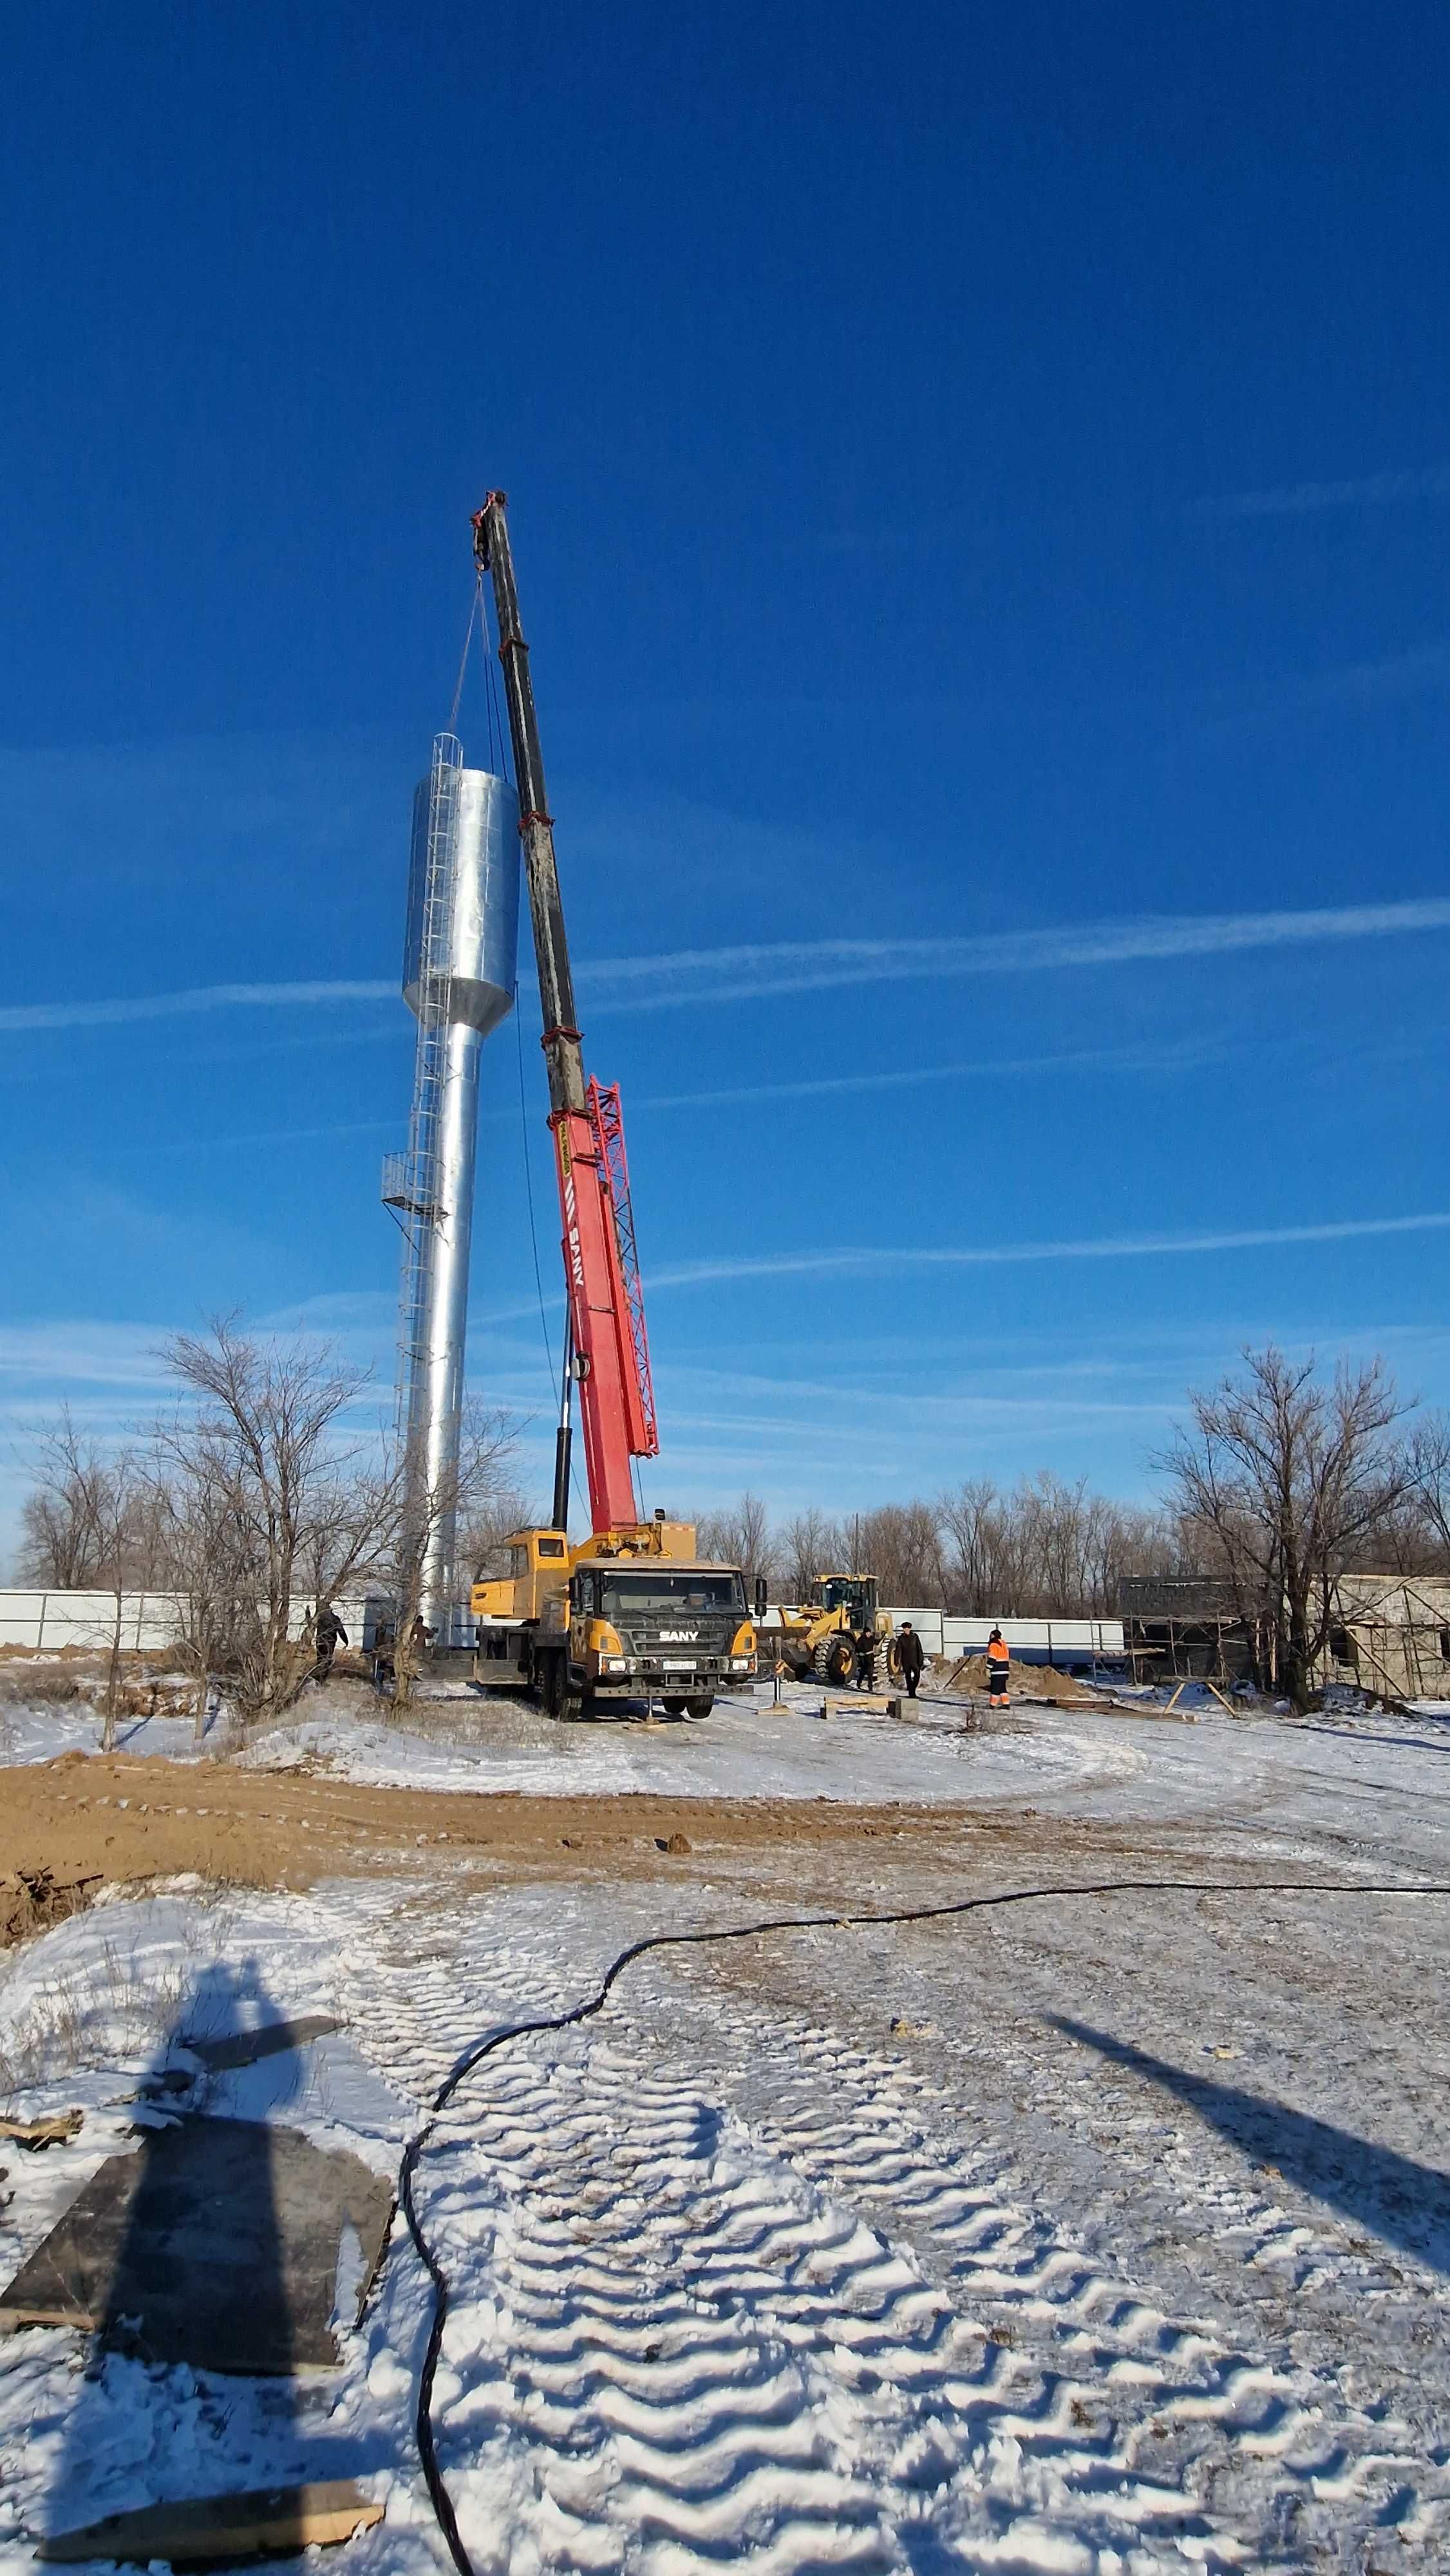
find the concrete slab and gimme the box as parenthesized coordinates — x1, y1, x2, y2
(0, 2117, 392, 2371)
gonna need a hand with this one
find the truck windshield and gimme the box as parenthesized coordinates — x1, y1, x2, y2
(598, 1572, 744, 1620)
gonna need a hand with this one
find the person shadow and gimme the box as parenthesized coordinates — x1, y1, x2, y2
(40, 1955, 384, 2553)
(1053, 2012, 1450, 2275)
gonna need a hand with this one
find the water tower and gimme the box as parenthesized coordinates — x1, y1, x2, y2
(382, 733, 519, 1639)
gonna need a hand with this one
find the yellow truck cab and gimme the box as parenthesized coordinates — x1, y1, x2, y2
(471, 1513, 755, 1719)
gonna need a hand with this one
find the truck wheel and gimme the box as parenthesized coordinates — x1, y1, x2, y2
(661, 1696, 688, 1716)
(684, 1694, 713, 1719)
(542, 1653, 580, 1721)
(814, 1635, 856, 1686)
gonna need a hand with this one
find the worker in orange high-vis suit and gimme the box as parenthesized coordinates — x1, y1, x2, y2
(986, 1625, 1010, 1708)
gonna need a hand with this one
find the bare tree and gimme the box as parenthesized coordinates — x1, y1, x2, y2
(1406, 1412, 1450, 1568)
(693, 1492, 775, 1590)
(15, 1414, 162, 1746)
(92, 1446, 147, 1750)
(143, 1440, 244, 1743)
(1158, 1346, 1413, 1710)
(852, 1502, 948, 1606)
(16, 1409, 164, 1590)
(155, 1320, 377, 1718)
(777, 1509, 843, 1601)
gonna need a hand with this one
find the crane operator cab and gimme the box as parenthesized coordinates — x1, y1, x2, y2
(471, 1515, 756, 1719)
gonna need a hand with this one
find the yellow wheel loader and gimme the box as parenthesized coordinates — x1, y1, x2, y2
(763, 1573, 901, 1689)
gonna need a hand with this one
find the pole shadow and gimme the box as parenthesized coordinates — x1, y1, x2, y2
(1052, 2013, 1450, 2275)
(41, 1955, 375, 2550)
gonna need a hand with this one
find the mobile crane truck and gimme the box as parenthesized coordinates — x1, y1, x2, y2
(467, 494, 757, 1719)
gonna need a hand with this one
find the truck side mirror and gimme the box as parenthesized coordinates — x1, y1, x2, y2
(754, 1575, 769, 1622)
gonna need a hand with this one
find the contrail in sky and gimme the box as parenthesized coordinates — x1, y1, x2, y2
(636, 1035, 1219, 1112)
(0, 978, 394, 1034)
(5, 895, 1449, 1032)
(580, 896, 1450, 1010)
(646, 1210, 1450, 1291)
(1196, 464, 1450, 517)
(471, 1208, 1450, 1327)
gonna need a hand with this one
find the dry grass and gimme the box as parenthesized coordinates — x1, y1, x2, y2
(0, 1906, 240, 2108)
(0, 1667, 84, 1707)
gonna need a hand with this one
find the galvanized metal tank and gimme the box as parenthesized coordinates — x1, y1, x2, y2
(391, 742, 520, 1642)
(403, 764, 520, 1036)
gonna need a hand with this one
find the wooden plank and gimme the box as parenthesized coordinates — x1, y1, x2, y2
(37, 2477, 383, 2563)
(0, 2110, 82, 2148)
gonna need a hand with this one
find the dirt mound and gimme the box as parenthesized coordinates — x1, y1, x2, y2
(933, 1654, 1098, 1706)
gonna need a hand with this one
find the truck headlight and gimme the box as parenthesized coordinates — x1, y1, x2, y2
(730, 1655, 753, 1671)
(599, 1654, 631, 1674)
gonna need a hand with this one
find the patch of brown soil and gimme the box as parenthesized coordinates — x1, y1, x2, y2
(932, 1654, 1102, 1706)
(1, 1750, 1117, 1927)
(0, 1862, 101, 1946)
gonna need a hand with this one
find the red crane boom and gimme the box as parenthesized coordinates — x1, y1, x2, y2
(472, 495, 659, 1535)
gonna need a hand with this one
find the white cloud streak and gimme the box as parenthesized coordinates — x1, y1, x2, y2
(0, 980, 394, 1034)
(581, 896, 1450, 1012)
(645, 1209, 1450, 1294)
(7, 895, 1449, 1038)
(636, 1036, 1217, 1113)
(1196, 464, 1450, 518)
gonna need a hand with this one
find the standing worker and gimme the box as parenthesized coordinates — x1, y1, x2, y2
(986, 1624, 1010, 1709)
(312, 1601, 348, 1683)
(896, 1622, 925, 1699)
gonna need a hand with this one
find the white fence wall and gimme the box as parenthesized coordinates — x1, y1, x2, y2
(1, 1589, 1125, 1665)
(882, 1609, 1124, 1661)
(0, 1590, 379, 1654)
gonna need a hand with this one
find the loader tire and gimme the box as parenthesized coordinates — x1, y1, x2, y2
(883, 1635, 904, 1685)
(814, 1634, 857, 1687)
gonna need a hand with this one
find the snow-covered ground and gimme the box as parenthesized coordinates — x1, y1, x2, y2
(2, 1696, 1449, 2570)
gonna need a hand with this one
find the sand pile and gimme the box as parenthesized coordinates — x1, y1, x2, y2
(931, 1654, 1099, 1705)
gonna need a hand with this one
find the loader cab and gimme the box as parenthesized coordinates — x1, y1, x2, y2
(809, 1573, 879, 1627)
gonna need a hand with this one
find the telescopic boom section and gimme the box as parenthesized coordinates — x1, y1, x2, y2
(472, 494, 660, 1533)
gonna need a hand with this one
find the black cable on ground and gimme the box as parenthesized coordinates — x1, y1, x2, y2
(395, 1873, 1450, 2576)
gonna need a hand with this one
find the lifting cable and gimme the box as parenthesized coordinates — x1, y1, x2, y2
(395, 1870, 1450, 2576)
(447, 576, 483, 737)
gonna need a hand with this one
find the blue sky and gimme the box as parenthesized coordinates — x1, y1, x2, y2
(3, 1, 1449, 1553)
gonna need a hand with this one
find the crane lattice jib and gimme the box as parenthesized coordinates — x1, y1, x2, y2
(587, 1076, 659, 1459)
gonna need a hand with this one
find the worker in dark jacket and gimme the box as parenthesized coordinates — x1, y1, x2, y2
(986, 1624, 1010, 1708)
(896, 1622, 925, 1698)
(312, 1602, 348, 1681)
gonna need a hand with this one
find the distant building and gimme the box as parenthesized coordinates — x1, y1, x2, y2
(1317, 1575, 1450, 1701)
(1117, 1576, 1258, 1683)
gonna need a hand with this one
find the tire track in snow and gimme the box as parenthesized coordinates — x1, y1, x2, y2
(343, 1887, 1447, 2571)
(399, 2011, 1250, 2571)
